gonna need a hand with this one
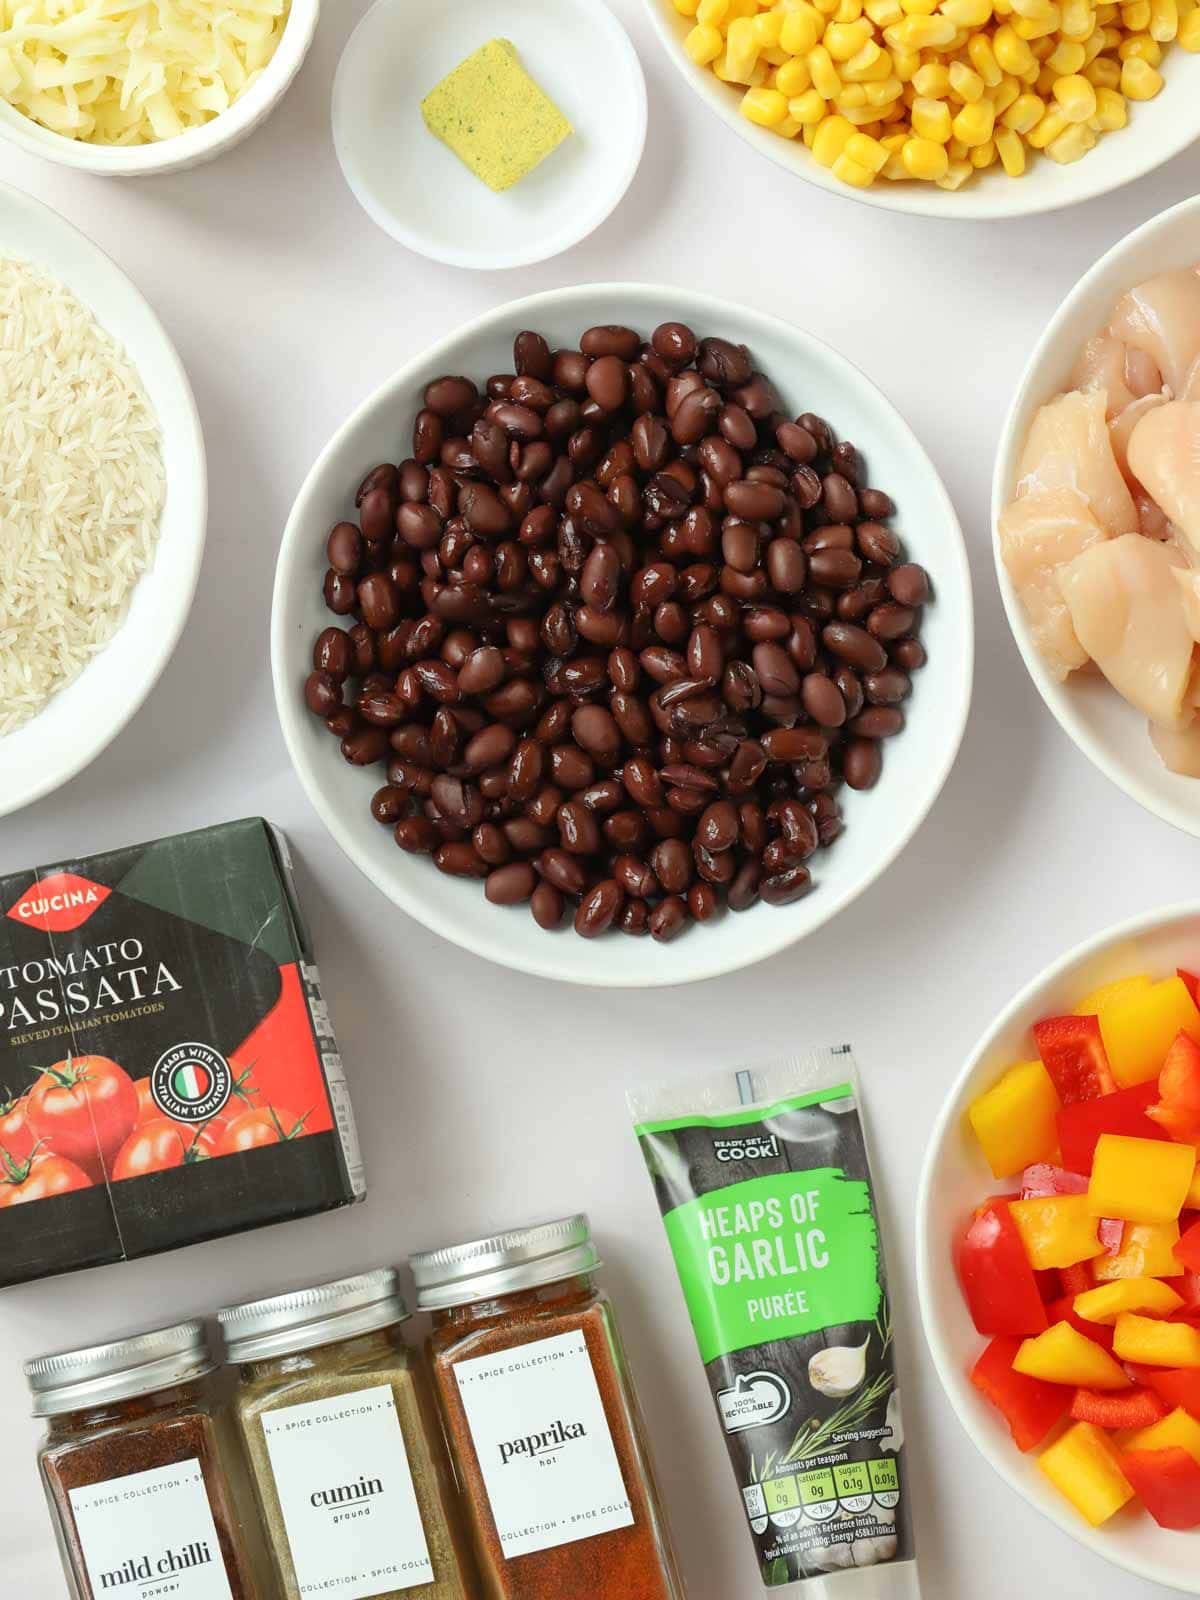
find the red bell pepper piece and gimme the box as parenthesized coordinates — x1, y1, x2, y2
(956, 1200, 1049, 1337)
(1147, 1031, 1200, 1142)
(1070, 1386, 1167, 1429)
(1179, 969, 1200, 1007)
(1058, 1261, 1094, 1297)
(1047, 1294, 1116, 1351)
(1034, 1014, 1116, 1106)
(1138, 1366, 1200, 1420)
(1120, 1447, 1200, 1530)
(1177, 1270, 1200, 1313)
(1056, 1082, 1166, 1175)
(971, 1336, 1071, 1451)
(1021, 1163, 1089, 1198)
(1176, 1218, 1200, 1275)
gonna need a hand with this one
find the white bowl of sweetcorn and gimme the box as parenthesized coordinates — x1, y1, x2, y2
(643, 0, 1200, 218)
(0, 0, 318, 176)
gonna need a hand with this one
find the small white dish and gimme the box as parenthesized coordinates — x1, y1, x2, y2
(0, 180, 206, 818)
(332, 0, 647, 271)
(992, 194, 1200, 838)
(271, 282, 973, 988)
(917, 905, 1200, 1594)
(0, 0, 317, 177)
(642, 0, 1200, 220)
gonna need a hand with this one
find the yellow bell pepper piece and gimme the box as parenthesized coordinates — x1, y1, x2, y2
(1125, 1407, 1200, 1464)
(1039, 1423, 1134, 1525)
(1014, 1321, 1131, 1388)
(1073, 1276, 1186, 1324)
(1099, 976, 1200, 1086)
(967, 1058, 1061, 1178)
(1010, 1195, 1104, 1269)
(1076, 977, 1154, 1019)
(1093, 1222, 1183, 1281)
(1186, 1165, 1200, 1209)
(1114, 1313, 1200, 1367)
(1088, 1134, 1196, 1224)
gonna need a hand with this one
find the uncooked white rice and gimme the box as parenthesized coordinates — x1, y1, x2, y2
(0, 256, 164, 735)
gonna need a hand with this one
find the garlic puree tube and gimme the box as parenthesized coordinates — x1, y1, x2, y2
(629, 1050, 920, 1597)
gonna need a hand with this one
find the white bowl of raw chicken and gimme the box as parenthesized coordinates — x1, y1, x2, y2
(994, 195, 1200, 837)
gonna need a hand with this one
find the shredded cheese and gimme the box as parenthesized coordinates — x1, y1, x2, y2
(0, 0, 290, 144)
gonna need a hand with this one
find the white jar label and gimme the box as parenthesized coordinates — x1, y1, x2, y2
(261, 1384, 433, 1598)
(68, 1458, 233, 1600)
(454, 1328, 634, 1558)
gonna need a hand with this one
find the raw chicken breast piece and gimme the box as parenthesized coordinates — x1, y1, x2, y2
(1071, 334, 1137, 417)
(1150, 718, 1200, 776)
(1127, 401, 1200, 554)
(998, 486, 1108, 679)
(1109, 268, 1200, 396)
(1059, 533, 1196, 726)
(1017, 390, 1137, 536)
(1110, 393, 1168, 483)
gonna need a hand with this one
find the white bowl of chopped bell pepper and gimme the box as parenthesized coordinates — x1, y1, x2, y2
(0, 0, 318, 176)
(643, 0, 1200, 217)
(918, 904, 1200, 1592)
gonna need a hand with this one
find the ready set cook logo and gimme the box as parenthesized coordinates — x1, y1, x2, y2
(498, 1417, 588, 1467)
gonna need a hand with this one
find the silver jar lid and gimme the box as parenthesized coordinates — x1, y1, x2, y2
(218, 1268, 409, 1362)
(25, 1321, 214, 1418)
(410, 1214, 600, 1311)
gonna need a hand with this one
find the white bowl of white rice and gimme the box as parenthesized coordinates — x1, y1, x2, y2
(0, 179, 205, 818)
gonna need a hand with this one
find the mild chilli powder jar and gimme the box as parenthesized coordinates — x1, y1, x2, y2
(412, 1214, 685, 1600)
(27, 1320, 266, 1600)
(219, 1269, 478, 1600)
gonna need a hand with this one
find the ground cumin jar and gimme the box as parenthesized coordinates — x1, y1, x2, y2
(411, 1215, 685, 1600)
(27, 1320, 265, 1600)
(218, 1269, 479, 1600)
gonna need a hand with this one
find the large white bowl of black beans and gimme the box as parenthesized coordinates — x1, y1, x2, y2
(272, 285, 973, 986)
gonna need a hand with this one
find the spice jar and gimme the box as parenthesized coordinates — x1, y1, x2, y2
(219, 1269, 479, 1600)
(27, 1319, 267, 1600)
(412, 1214, 685, 1600)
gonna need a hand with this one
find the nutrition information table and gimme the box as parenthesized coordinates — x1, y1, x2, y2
(0, 3, 1196, 1597)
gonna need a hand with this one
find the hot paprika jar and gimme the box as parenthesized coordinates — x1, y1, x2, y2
(411, 1215, 685, 1600)
(219, 1270, 479, 1600)
(26, 1320, 267, 1600)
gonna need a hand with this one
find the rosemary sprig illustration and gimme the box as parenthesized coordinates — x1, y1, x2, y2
(780, 1368, 894, 1468)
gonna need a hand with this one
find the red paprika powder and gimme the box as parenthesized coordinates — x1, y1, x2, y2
(412, 1215, 684, 1600)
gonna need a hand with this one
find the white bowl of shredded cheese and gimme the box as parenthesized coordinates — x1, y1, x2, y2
(0, 0, 318, 176)
(0, 179, 205, 817)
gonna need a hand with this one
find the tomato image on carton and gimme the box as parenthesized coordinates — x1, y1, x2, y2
(0, 818, 365, 1286)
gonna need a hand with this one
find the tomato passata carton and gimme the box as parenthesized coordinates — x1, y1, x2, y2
(0, 818, 364, 1286)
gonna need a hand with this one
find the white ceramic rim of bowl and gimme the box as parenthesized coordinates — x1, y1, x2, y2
(915, 901, 1200, 1593)
(0, 0, 318, 175)
(0, 179, 206, 817)
(639, 0, 1200, 220)
(330, 0, 648, 271)
(990, 192, 1200, 838)
(271, 281, 974, 987)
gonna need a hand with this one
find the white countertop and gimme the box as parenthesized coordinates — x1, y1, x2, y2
(0, 3, 1195, 1595)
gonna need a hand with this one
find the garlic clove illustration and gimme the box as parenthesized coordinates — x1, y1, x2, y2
(882, 1388, 904, 1453)
(808, 1337, 869, 1399)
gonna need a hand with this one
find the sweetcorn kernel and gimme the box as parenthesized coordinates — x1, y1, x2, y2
(1027, 101, 1069, 139)
(994, 22, 1038, 68)
(845, 128, 891, 164)
(935, 156, 975, 184)
(775, 56, 813, 91)
(950, 59, 987, 96)
(902, 131, 951, 172)
(741, 84, 791, 120)
(832, 149, 877, 181)
(789, 87, 830, 118)
(685, 23, 725, 61)
(780, 6, 823, 49)
(912, 93, 955, 135)
(1060, 0, 1096, 33)
(697, 0, 730, 22)
(970, 134, 999, 162)
(953, 94, 996, 137)
(1047, 36, 1087, 67)
(836, 81, 870, 102)
(1093, 83, 1129, 120)
(808, 43, 845, 93)
(913, 62, 952, 93)
(1086, 56, 1123, 84)
(811, 111, 857, 160)
(943, 0, 995, 21)
(674, 0, 702, 16)
(991, 74, 1022, 109)
(866, 72, 905, 99)
(1122, 0, 1152, 25)
(1121, 52, 1165, 88)
(1150, 0, 1180, 35)
(995, 123, 1028, 167)
(1003, 87, 1046, 124)
(1054, 71, 1098, 114)
(1046, 118, 1097, 155)
(969, 33, 1006, 79)
(1180, 4, 1200, 39)
(825, 17, 873, 53)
